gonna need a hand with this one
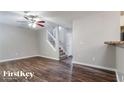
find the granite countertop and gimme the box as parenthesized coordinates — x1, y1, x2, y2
(104, 41, 124, 45)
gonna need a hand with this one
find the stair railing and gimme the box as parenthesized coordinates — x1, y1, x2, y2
(47, 26, 58, 51)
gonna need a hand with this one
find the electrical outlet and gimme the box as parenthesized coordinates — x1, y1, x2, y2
(15, 53, 18, 56)
(92, 57, 96, 61)
(79, 42, 85, 45)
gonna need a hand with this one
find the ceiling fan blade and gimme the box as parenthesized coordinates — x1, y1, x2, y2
(37, 21, 45, 23)
(24, 16, 29, 20)
(37, 23, 44, 27)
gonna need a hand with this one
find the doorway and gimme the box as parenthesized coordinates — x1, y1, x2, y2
(58, 26, 73, 64)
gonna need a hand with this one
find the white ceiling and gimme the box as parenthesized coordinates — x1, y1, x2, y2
(0, 11, 101, 28)
(0, 11, 28, 28)
(39, 11, 98, 28)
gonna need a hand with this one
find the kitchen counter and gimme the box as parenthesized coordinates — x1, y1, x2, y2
(104, 40, 124, 81)
(104, 41, 124, 45)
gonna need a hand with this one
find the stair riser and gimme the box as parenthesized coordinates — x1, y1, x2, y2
(60, 52, 65, 55)
(59, 47, 67, 60)
(60, 57, 67, 60)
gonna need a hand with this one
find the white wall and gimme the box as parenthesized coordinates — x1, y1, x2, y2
(38, 28, 59, 60)
(73, 12, 120, 69)
(65, 29, 73, 56)
(116, 46, 124, 81)
(0, 23, 39, 61)
(116, 46, 124, 73)
(0, 21, 60, 62)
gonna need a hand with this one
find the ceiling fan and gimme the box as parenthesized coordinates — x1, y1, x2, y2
(17, 11, 45, 28)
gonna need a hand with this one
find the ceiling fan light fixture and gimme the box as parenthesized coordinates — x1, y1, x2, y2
(28, 23, 32, 27)
(32, 23, 36, 28)
(35, 18, 40, 21)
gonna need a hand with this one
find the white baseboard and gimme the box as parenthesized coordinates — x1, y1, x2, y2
(39, 55, 59, 60)
(72, 61, 116, 72)
(0, 55, 59, 63)
(115, 71, 120, 82)
(0, 55, 39, 63)
(115, 72, 124, 82)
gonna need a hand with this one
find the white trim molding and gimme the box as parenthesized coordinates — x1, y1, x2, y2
(72, 61, 117, 72)
(0, 55, 40, 63)
(0, 55, 59, 63)
(115, 71, 124, 82)
(39, 55, 59, 60)
(115, 71, 120, 82)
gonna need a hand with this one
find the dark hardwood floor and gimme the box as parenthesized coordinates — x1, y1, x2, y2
(0, 57, 116, 82)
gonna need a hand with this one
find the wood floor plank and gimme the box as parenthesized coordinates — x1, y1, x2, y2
(0, 57, 117, 82)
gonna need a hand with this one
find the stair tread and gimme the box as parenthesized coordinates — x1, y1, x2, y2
(59, 47, 67, 60)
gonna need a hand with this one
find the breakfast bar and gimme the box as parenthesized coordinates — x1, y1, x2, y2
(104, 41, 124, 81)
